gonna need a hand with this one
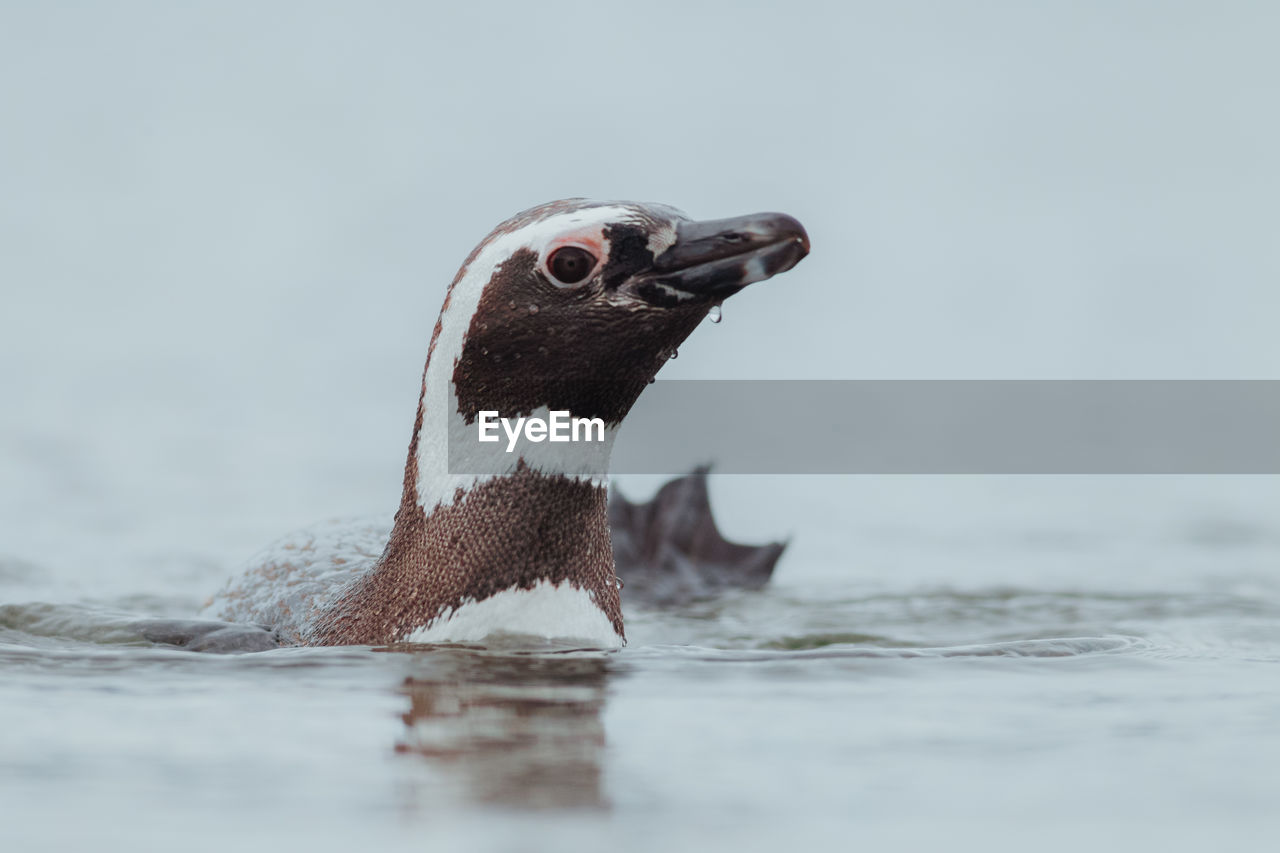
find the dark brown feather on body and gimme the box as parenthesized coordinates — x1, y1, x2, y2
(310, 462, 620, 646)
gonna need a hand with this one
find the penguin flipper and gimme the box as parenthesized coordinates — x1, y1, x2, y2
(607, 466, 786, 606)
(135, 618, 281, 653)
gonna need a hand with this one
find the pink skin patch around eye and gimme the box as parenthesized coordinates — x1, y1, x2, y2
(543, 227, 605, 278)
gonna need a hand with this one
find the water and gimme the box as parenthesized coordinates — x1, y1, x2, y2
(3, 489, 1279, 851)
(4, 2, 1280, 850)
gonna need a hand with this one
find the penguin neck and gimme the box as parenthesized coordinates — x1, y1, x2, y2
(309, 348, 625, 647)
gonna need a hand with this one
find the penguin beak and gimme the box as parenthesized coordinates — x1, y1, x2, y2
(650, 212, 810, 299)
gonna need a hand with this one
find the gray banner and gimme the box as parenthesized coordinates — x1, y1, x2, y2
(449, 381, 1280, 474)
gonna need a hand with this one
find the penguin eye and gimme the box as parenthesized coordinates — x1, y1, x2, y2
(547, 246, 597, 285)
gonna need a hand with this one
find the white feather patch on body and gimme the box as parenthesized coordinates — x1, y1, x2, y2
(417, 205, 646, 512)
(405, 578, 623, 648)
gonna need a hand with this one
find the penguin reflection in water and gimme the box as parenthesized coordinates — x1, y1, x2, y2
(183, 200, 808, 651)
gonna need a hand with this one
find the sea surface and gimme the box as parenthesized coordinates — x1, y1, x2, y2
(2, 472, 1279, 852)
(3, 2, 1280, 851)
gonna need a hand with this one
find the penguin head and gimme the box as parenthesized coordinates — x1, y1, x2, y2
(440, 199, 809, 424)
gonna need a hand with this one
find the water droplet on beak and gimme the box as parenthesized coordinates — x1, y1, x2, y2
(708, 304, 722, 324)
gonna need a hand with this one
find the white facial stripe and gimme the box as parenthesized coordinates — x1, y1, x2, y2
(416, 205, 640, 511)
(614, 280, 699, 305)
(646, 221, 679, 257)
(520, 205, 638, 259)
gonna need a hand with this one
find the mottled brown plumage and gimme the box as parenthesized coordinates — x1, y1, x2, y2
(310, 463, 621, 645)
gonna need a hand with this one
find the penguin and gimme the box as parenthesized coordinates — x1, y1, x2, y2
(203, 199, 809, 648)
